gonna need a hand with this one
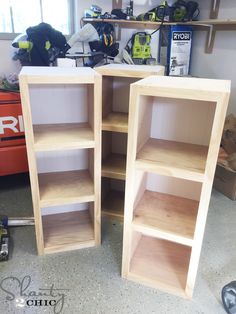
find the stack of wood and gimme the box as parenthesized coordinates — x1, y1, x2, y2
(218, 114, 236, 172)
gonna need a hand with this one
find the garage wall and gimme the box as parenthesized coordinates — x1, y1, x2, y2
(191, 0, 236, 114)
(0, 0, 235, 114)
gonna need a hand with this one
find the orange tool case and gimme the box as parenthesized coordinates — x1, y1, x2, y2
(0, 91, 28, 176)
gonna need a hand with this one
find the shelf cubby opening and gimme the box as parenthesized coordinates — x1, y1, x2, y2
(29, 83, 95, 151)
(41, 202, 95, 254)
(102, 177, 125, 220)
(128, 232, 191, 296)
(36, 149, 95, 207)
(135, 96, 216, 181)
(132, 171, 201, 246)
(102, 131, 127, 180)
(101, 76, 137, 133)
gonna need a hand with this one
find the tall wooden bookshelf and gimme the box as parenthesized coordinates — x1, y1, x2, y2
(96, 64, 164, 220)
(122, 75, 230, 297)
(19, 67, 102, 255)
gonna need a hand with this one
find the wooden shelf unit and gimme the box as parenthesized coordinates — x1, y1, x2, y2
(96, 64, 164, 220)
(122, 75, 230, 297)
(19, 67, 102, 255)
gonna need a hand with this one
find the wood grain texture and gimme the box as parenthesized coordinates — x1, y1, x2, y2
(129, 235, 191, 297)
(34, 123, 94, 151)
(102, 112, 128, 133)
(102, 153, 126, 180)
(84, 17, 236, 29)
(93, 73, 102, 246)
(38, 170, 94, 207)
(19, 67, 102, 255)
(122, 75, 230, 298)
(136, 138, 208, 182)
(19, 66, 96, 84)
(133, 76, 230, 101)
(19, 77, 45, 255)
(102, 190, 124, 220)
(133, 191, 199, 246)
(42, 209, 94, 254)
(96, 64, 165, 78)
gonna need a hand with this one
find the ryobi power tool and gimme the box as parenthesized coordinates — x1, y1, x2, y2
(126, 32, 154, 65)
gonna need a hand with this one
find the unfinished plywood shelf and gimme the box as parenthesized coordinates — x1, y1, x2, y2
(38, 170, 94, 207)
(102, 189, 124, 220)
(136, 138, 208, 182)
(129, 235, 191, 297)
(43, 209, 95, 254)
(19, 67, 102, 255)
(102, 153, 126, 180)
(96, 64, 164, 220)
(102, 112, 128, 133)
(133, 190, 198, 246)
(34, 123, 94, 151)
(122, 75, 230, 297)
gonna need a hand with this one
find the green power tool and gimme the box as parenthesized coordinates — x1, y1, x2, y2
(129, 32, 152, 64)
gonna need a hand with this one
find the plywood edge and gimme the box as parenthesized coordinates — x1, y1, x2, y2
(44, 240, 96, 254)
(126, 272, 189, 299)
(131, 223, 193, 247)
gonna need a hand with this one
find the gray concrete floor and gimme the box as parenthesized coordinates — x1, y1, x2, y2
(0, 173, 235, 314)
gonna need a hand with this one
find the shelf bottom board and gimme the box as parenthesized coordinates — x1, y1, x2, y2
(102, 112, 128, 133)
(102, 190, 124, 220)
(42, 209, 95, 254)
(129, 235, 191, 296)
(133, 190, 198, 246)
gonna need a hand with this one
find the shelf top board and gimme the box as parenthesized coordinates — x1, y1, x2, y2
(96, 64, 164, 78)
(83, 18, 236, 28)
(133, 76, 231, 99)
(19, 66, 99, 84)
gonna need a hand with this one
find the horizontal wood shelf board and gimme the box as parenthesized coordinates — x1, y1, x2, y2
(133, 190, 198, 244)
(102, 112, 128, 133)
(130, 235, 191, 291)
(42, 210, 94, 252)
(102, 189, 124, 219)
(134, 76, 230, 95)
(34, 123, 95, 151)
(39, 170, 94, 207)
(83, 17, 236, 28)
(19, 66, 97, 84)
(102, 153, 126, 180)
(96, 64, 165, 78)
(136, 138, 208, 180)
(44, 240, 95, 254)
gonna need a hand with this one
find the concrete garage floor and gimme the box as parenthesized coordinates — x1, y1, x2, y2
(0, 174, 235, 314)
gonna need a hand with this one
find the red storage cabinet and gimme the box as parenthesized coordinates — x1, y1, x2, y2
(0, 91, 28, 175)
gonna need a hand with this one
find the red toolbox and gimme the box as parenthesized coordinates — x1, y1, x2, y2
(0, 91, 28, 175)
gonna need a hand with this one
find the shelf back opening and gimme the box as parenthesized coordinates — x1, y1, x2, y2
(29, 84, 94, 125)
(102, 76, 137, 133)
(132, 170, 201, 246)
(36, 149, 95, 208)
(135, 96, 216, 180)
(128, 231, 192, 297)
(41, 202, 95, 254)
(102, 177, 125, 220)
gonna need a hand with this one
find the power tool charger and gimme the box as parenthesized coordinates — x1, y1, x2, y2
(126, 32, 154, 65)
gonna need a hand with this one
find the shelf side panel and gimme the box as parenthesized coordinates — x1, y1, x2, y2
(19, 77, 45, 255)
